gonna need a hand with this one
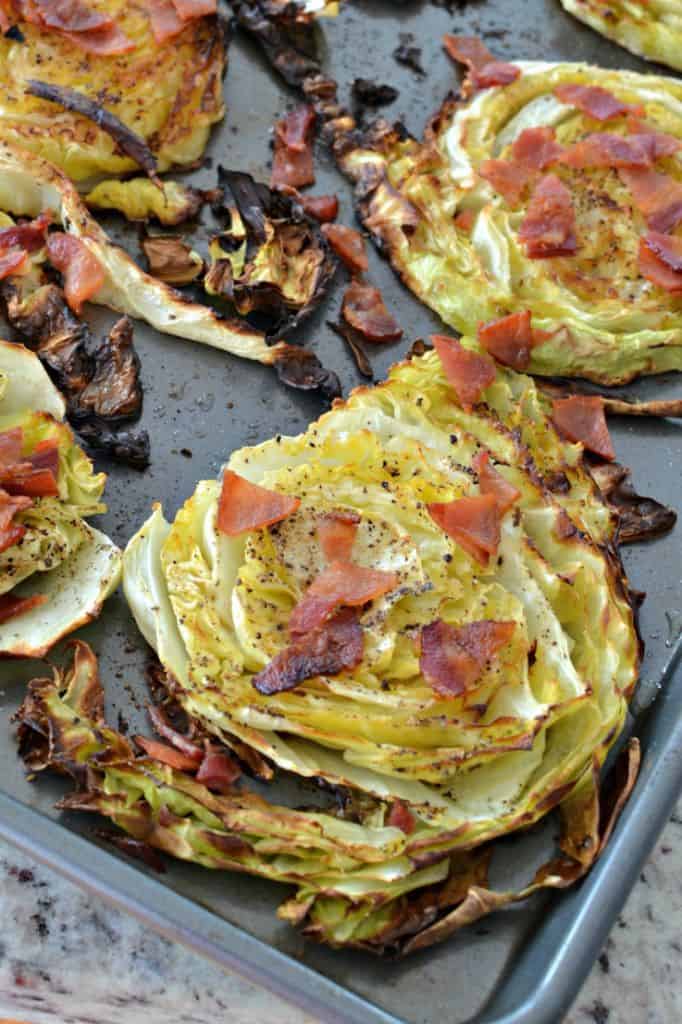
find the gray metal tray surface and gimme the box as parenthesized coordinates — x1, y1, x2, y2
(1, 2, 682, 1023)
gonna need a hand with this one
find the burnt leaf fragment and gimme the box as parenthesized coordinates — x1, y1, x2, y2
(0, 278, 148, 468)
(589, 460, 677, 544)
(206, 168, 336, 336)
(230, 0, 322, 88)
(273, 343, 341, 400)
(328, 319, 373, 379)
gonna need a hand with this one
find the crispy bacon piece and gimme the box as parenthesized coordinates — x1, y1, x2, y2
(172, 0, 217, 17)
(271, 105, 316, 189)
(253, 607, 364, 695)
(479, 127, 564, 205)
(618, 167, 682, 234)
(477, 309, 542, 371)
(554, 83, 636, 122)
(0, 211, 52, 255)
(57, 23, 135, 55)
(518, 174, 577, 258)
(27, 438, 60, 479)
(552, 396, 615, 461)
(342, 280, 402, 343)
(442, 34, 519, 90)
(1, 466, 58, 498)
(427, 493, 501, 565)
(387, 800, 416, 835)
(289, 560, 398, 636)
(0, 427, 24, 468)
(0, 488, 31, 553)
(196, 749, 241, 792)
(321, 224, 368, 274)
(561, 132, 680, 169)
(0, 592, 47, 625)
(432, 334, 496, 410)
(298, 194, 339, 223)
(217, 470, 300, 536)
(639, 233, 682, 293)
(146, 0, 184, 43)
(420, 619, 516, 698)
(46, 233, 105, 315)
(134, 736, 201, 772)
(0, 249, 26, 280)
(33, 0, 112, 32)
(147, 704, 203, 763)
(473, 451, 520, 515)
(317, 511, 360, 563)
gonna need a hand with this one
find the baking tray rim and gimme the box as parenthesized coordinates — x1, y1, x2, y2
(1, 650, 681, 1024)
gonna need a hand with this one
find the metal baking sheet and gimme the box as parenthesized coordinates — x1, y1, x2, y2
(2, 2, 682, 1022)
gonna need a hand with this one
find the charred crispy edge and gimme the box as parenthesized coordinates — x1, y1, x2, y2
(589, 460, 677, 546)
(213, 169, 338, 337)
(230, 1, 322, 89)
(26, 81, 161, 185)
(538, 379, 682, 419)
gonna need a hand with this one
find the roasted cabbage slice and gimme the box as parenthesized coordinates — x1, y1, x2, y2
(0, 1, 224, 182)
(560, 0, 682, 72)
(122, 341, 641, 862)
(0, 341, 120, 655)
(335, 61, 682, 384)
(16, 639, 639, 953)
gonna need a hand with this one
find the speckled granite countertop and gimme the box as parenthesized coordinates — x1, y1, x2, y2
(1, 803, 680, 1024)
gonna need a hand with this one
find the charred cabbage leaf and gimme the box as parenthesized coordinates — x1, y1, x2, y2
(0, 2, 225, 181)
(206, 170, 336, 336)
(334, 61, 682, 384)
(0, 341, 120, 656)
(560, 0, 682, 72)
(16, 639, 640, 953)
(116, 337, 655, 952)
(231, 1, 338, 89)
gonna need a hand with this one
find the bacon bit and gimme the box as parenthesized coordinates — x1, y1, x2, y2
(1, 467, 59, 498)
(639, 234, 682, 293)
(420, 618, 516, 697)
(217, 470, 300, 536)
(342, 280, 402, 343)
(432, 334, 496, 410)
(196, 749, 241, 792)
(298, 194, 339, 223)
(146, 0, 184, 43)
(57, 23, 136, 55)
(0, 211, 52, 255)
(0, 6, 11, 32)
(171, 0, 217, 17)
(561, 132, 680, 169)
(387, 800, 416, 835)
(518, 174, 577, 258)
(147, 705, 203, 762)
(289, 560, 398, 636)
(0, 250, 27, 280)
(479, 126, 565, 205)
(477, 309, 543, 371)
(618, 168, 682, 234)
(0, 593, 47, 625)
(442, 34, 519, 90)
(321, 224, 368, 274)
(554, 83, 636, 122)
(271, 105, 316, 190)
(33, 0, 112, 32)
(317, 511, 360, 563)
(0, 427, 24, 467)
(427, 493, 501, 565)
(135, 736, 201, 772)
(253, 607, 364, 695)
(0, 488, 31, 553)
(473, 451, 520, 514)
(46, 233, 105, 315)
(552, 396, 615, 461)
(28, 438, 60, 479)
(454, 209, 476, 232)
